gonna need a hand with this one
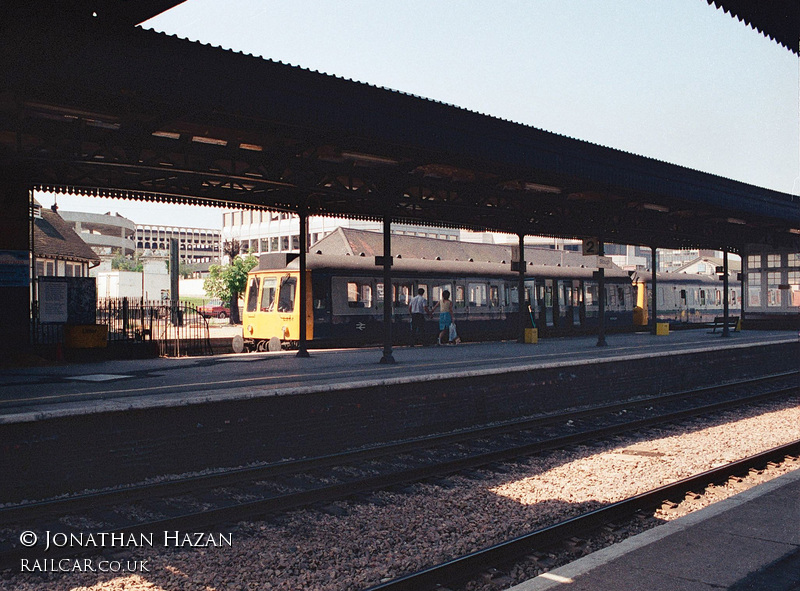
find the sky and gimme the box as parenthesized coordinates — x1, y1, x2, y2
(39, 0, 799, 230)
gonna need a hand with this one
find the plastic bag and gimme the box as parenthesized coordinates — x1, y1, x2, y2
(449, 322, 458, 342)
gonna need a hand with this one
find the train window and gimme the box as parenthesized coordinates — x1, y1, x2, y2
(347, 281, 373, 308)
(455, 285, 466, 308)
(246, 277, 260, 313)
(375, 282, 384, 302)
(489, 286, 499, 307)
(431, 283, 451, 305)
(394, 282, 412, 307)
(680, 289, 686, 300)
(417, 283, 429, 303)
(544, 285, 553, 307)
(584, 283, 596, 307)
(468, 283, 488, 307)
(617, 287, 625, 308)
(715, 290, 722, 306)
(278, 276, 297, 312)
(699, 290, 706, 306)
(260, 278, 277, 311)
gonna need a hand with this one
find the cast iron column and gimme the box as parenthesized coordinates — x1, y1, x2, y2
(517, 232, 526, 343)
(722, 249, 730, 337)
(380, 213, 395, 364)
(596, 240, 607, 347)
(650, 246, 658, 335)
(296, 201, 310, 357)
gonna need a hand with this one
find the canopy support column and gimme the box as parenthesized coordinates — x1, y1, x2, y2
(379, 213, 395, 364)
(722, 249, 731, 338)
(517, 232, 526, 344)
(296, 199, 310, 357)
(596, 240, 607, 347)
(650, 246, 658, 335)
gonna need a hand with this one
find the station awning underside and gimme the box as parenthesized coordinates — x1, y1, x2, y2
(1, 13, 798, 253)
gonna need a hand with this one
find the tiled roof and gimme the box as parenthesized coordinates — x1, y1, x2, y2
(312, 228, 605, 269)
(34, 206, 101, 264)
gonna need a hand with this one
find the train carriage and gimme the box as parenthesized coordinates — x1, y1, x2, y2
(632, 271, 741, 325)
(239, 253, 635, 350)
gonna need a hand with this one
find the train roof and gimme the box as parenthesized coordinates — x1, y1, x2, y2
(254, 252, 631, 280)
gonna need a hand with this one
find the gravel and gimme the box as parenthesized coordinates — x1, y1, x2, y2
(2, 396, 798, 591)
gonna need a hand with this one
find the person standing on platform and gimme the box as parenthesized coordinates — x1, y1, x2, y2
(430, 289, 453, 345)
(408, 287, 430, 346)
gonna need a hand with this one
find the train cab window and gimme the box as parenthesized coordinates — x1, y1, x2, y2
(260, 278, 277, 311)
(347, 281, 373, 308)
(246, 277, 260, 313)
(468, 283, 488, 307)
(489, 285, 499, 307)
(277, 276, 296, 312)
(455, 285, 466, 308)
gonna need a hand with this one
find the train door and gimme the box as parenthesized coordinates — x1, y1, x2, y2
(557, 280, 569, 328)
(543, 279, 555, 328)
(572, 279, 583, 326)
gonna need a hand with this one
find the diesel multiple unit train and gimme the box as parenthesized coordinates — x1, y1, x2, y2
(236, 250, 741, 351)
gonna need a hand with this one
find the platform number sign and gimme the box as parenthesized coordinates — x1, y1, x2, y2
(582, 238, 599, 256)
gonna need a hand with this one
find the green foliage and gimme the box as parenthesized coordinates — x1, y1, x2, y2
(203, 253, 258, 303)
(111, 250, 143, 272)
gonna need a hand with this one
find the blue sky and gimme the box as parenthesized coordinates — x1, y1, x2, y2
(43, 0, 799, 229)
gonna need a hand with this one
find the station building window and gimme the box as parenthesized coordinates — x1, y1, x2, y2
(747, 272, 762, 307)
(747, 255, 761, 270)
(281, 236, 290, 251)
(789, 271, 800, 306)
(270, 237, 279, 252)
(789, 253, 799, 267)
(767, 254, 781, 268)
(767, 272, 782, 307)
(261, 239, 269, 253)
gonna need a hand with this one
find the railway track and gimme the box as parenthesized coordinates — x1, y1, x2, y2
(0, 372, 796, 569)
(364, 440, 800, 591)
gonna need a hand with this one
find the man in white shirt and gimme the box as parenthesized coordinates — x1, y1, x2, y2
(408, 288, 430, 345)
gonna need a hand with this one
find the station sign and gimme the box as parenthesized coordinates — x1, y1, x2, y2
(582, 238, 599, 256)
(597, 256, 613, 269)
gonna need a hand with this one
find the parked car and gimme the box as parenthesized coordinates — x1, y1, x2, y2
(198, 299, 231, 319)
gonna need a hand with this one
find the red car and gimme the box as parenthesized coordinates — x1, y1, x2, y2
(198, 299, 231, 319)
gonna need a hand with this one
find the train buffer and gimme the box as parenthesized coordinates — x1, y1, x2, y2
(708, 315, 740, 333)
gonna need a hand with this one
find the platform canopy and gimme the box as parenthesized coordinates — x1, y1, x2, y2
(0, 3, 798, 253)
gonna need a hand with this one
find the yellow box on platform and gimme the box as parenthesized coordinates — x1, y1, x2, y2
(64, 324, 108, 348)
(656, 322, 669, 336)
(525, 328, 539, 344)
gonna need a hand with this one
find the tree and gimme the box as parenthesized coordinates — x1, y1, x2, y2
(111, 250, 143, 272)
(203, 247, 257, 325)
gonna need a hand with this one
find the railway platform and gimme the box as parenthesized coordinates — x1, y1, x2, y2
(510, 467, 800, 591)
(0, 329, 796, 423)
(0, 329, 797, 501)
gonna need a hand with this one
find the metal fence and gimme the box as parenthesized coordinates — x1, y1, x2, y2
(30, 298, 213, 357)
(97, 298, 213, 357)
